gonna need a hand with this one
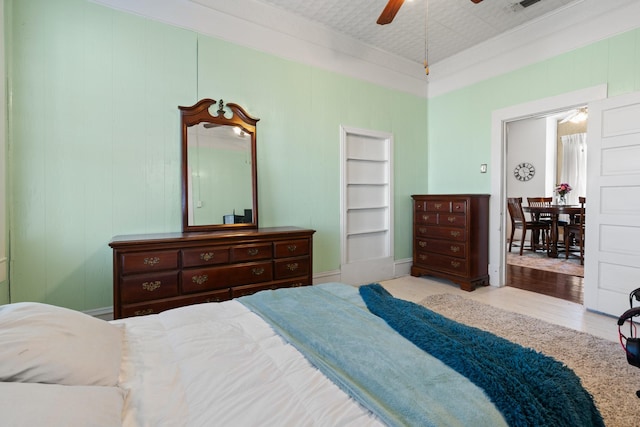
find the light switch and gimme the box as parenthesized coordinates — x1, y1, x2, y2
(480, 164, 487, 173)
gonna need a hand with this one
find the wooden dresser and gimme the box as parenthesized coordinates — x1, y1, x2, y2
(110, 227, 314, 319)
(411, 194, 489, 291)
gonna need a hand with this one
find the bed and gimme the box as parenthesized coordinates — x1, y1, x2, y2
(0, 282, 603, 426)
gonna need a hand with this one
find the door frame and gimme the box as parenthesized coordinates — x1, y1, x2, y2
(489, 84, 608, 288)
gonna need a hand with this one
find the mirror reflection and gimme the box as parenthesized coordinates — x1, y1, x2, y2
(186, 123, 253, 226)
(180, 99, 259, 232)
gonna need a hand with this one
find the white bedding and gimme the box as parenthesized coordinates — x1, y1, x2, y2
(114, 300, 384, 427)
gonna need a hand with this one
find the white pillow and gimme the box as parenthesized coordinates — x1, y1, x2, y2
(0, 302, 123, 386)
(0, 382, 124, 426)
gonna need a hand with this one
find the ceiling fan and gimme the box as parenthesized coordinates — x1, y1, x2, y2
(377, 0, 483, 25)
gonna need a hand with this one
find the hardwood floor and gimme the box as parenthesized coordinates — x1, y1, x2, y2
(506, 264, 583, 304)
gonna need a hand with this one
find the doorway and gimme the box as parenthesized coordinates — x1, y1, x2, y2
(504, 109, 587, 302)
(489, 85, 608, 297)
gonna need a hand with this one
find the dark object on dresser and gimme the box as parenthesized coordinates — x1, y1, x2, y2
(411, 194, 490, 291)
(110, 227, 314, 319)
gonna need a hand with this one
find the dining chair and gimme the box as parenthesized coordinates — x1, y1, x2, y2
(564, 196, 586, 265)
(527, 196, 569, 241)
(507, 197, 551, 256)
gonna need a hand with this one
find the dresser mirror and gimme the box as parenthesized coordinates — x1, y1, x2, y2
(180, 98, 259, 232)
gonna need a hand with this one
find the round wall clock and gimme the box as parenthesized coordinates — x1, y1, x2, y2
(514, 162, 535, 181)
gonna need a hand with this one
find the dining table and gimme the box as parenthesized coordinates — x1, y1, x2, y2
(523, 204, 582, 258)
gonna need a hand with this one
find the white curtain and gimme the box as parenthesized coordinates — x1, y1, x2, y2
(560, 133, 587, 205)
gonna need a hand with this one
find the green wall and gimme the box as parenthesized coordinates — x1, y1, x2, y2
(427, 29, 640, 193)
(6, 0, 428, 310)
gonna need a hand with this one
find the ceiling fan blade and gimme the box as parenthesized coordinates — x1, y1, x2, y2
(376, 0, 405, 25)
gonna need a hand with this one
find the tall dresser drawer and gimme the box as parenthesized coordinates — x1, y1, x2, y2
(426, 201, 451, 212)
(423, 226, 467, 242)
(415, 238, 466, 258)
(415, 212, 438, 225)
(182, 261, 273, 293)
(120, 250, 179, 274)
(439, 213, 466, 227)
(120, 271, 179, 303)
(415, 252, 468, 276)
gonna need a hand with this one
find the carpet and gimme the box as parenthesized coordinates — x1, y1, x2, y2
(507, 251, 584, 277)
(419, 294, 640, 427)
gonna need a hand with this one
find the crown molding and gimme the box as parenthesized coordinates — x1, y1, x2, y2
(427, 0, 640, 98)
(89, 0, 640, 100)
(89, 0, 428, 98)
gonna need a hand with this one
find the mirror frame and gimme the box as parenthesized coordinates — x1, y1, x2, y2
(179, 98, 259, 232)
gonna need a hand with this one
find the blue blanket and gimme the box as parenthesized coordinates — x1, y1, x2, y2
(359, 283, 604, 427)
(239, 283, 507, 427)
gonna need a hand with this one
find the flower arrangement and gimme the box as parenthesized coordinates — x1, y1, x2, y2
(555, 183, 572, 197)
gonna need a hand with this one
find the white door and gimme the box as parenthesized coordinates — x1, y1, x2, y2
(584, 91, 640, 316)
(340, 126, 394, 285)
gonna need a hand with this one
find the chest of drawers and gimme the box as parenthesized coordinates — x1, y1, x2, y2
(110, 227, 314, 319)
(411, 195, 489, 291)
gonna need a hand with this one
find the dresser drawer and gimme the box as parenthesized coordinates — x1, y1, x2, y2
(231, 244, 273, 262)
(415, 238, 466, 259)
(120, 289, 231, 317)
(182, 261, 273, 293)
(414, 200, 428, 211)
(438, 213, 466, 227)
(414, 251, 468, 276)
(451, 200, 467, 214)
(415, 212, 438, 225)
(274, 239, 309, 258)
(426, 201, 450, 212)
(182, 246, 230, 267)
(120, 271, 179, 303)
(274, 257, 310, 279)
(120, 250, 179, 274)
(422, 226, 467, 242)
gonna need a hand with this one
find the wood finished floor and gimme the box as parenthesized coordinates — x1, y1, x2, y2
(506, 264, 583, 305)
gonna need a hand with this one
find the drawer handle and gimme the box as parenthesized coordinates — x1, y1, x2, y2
(248, 248, 259, 256)
(422, 214, 430, 221)
(287, 244, 297, 252)
(286, 263, 299, 271)
(419, 254, 427, 261)
(447, 216, 456, 223)
(434, 203, 443, 209)
(141, 281, 161, 292)
(292, 282, 304, 287)
(450, 246, 460, 253)
(450, 231, 461, 238)
(134, 309, 154, 316)
(451, 261, 461, 268)
(252, 267, 265, 276)
(418, 241, 427, 248)
(192, 274, 209, 285)
(204, 297, 221, 303)
(418, 227, 427, 234)
(200, 252, 215, 261)
(143, 257, 160, 266)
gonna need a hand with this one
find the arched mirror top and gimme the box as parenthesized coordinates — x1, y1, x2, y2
(180, 99, 259, 232)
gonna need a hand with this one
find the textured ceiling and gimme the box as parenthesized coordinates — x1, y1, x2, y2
(253, 0, 580, 66)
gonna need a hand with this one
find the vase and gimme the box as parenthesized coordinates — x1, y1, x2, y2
(557, 194, 566, 205)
